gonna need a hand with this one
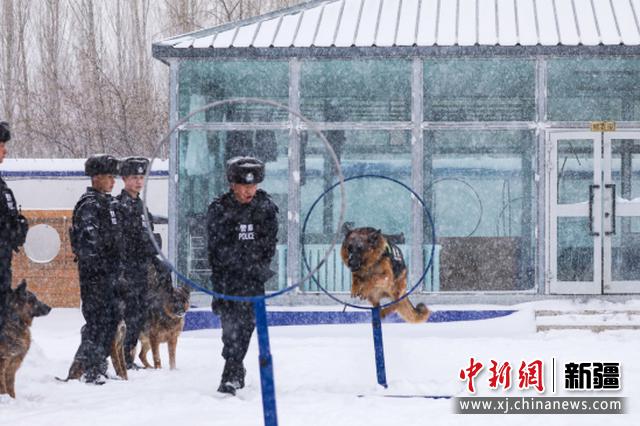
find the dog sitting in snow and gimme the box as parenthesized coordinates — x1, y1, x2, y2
(341, 226, 430, 323)
(0, 280, 51, 398)
(137, 261, 190, 370)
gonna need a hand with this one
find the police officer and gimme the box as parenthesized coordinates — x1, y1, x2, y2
(116, 156, 156, 369)
(0, 121, 28, 317)
(207, 156, 278, 395)
(67, 154, 122, 384)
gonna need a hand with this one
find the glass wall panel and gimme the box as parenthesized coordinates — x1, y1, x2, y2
(176, 130, 289, 291)
(556, 139, 594, 204)
(557, 217, 593, 282)
(612, 139, 640, 201)
(424, 59, 536, 121)
(548, 58, 640, 121)
(424, 130, 536, 291)
(300, 60, 411, 122)
(178, 60, 289, 122)
(610, 139, 640, 282)
(611, 217, 640, 281)
(301, 130, 412, 291)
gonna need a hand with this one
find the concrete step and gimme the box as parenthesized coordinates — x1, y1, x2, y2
(535, 310, 640, 332)
(535, 310, 640, 317)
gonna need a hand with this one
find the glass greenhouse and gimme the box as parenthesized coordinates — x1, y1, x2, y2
(154, 0, 640, 299)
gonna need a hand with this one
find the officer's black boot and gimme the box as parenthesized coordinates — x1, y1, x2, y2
(81, 366, 106, 385)
(217, 382, 236, 396)
(126, 361, 142, 370)
(233, 362, 246, 389)
(99, 359, 109, 377)
(125, 349, 142, 370)
(217, 360, 236, 395)
(217, 360, 244, 395)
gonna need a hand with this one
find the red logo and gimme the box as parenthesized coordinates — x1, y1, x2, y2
(488, 360, 512, 390)
(459, 357, 484, 393)
(518, 360, 544, 393)
(460, 358, 545, 393)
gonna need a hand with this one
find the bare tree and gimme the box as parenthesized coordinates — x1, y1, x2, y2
(211, 0, 301, 23)
(163, 0, 206, 35)
(14, 0, 31, 133)
(35, 0, 76, 156)
(0, 0, 303, 158)
(1, 0, 17, 124)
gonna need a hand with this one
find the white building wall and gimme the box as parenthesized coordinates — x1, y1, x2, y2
(1, 159, 169, 255)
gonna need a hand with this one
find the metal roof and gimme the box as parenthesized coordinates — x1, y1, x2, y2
(155, 0, 640, 53)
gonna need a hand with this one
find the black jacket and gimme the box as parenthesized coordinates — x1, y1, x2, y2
(116, 190, 155, 268)
(0, 175, 28, 259)
(70, 187, 122, 274)
(206, 189, 278, 296)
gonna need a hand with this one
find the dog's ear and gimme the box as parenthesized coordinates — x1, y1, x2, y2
(341, 222, 354, 236)
(16, 280, 27, 294)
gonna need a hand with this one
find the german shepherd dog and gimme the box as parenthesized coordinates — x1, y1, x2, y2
(341, 227, 430, 323)
(138, 262, 190, 370)
(0, 280, 51, 398)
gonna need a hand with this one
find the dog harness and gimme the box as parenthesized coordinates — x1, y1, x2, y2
(383, 241, 406, 279)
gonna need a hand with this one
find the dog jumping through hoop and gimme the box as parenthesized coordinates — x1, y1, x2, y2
(341, 226, 430, 323)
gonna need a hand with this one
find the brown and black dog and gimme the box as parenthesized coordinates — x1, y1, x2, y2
(341, 227, 430, 323)
(0, 280, 51, 398)
(138, 263, 190, 370)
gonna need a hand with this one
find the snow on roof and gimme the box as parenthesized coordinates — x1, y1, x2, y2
(155, 0, 640, 52)
(1, 159, 168, 178)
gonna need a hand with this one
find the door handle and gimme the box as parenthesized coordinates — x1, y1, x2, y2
(589, 184, 600, 236)
(605, 184, 616, 236)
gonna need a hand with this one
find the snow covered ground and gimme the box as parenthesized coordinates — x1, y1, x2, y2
(2, 300, 639, 426)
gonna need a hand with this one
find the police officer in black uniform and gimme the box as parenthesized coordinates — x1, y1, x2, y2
(0, 121, 28, 320)
(67, 154, 122, 384)
(207, 156, 279, 395)
(116, 156, 156, 369)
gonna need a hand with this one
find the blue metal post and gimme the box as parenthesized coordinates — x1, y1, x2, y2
(254, 299, 278, 426)
(371, 306, 388, 388)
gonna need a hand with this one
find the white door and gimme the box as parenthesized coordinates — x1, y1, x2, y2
(603, 132, 640, 293)
(549, 131, 640, 294)
(549, 132, 602, 294)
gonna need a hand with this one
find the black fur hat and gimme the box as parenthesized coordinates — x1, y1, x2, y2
(119, 156, 149, 176)
(85, 154, 120, 177)
(0, 121, 10, 142)
(226, 156, 265, 184)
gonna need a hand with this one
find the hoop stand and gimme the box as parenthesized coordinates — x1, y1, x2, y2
(254, 300, 278, 426)
(371, 306, 388, 388)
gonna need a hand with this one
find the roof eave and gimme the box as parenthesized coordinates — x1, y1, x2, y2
(152, 44, 640, 61)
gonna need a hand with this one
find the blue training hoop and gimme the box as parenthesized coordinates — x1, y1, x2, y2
(301, 174, 437, 311)
(141, 98, 346, 303)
